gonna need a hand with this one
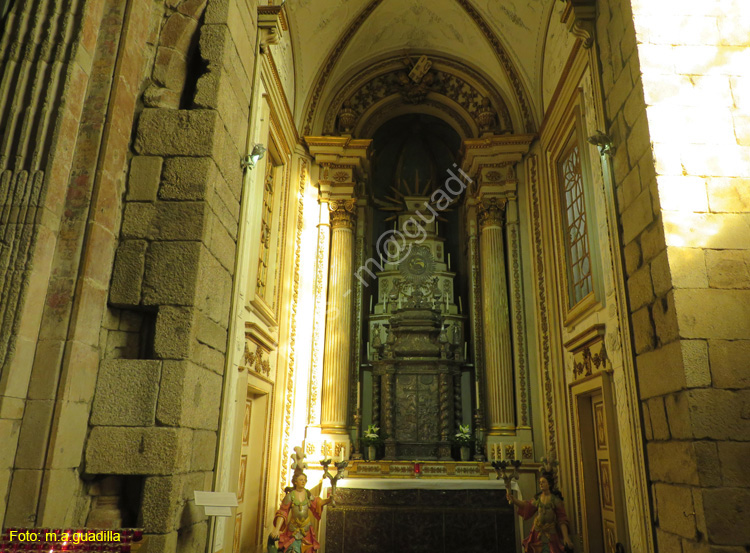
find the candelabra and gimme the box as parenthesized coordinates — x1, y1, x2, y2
(320, 458, 349, 506)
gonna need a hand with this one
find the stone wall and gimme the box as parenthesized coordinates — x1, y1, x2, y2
(597, 0, 750, 550)
(0, 0, 257, 550)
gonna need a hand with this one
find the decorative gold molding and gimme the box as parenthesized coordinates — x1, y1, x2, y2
(279, 159, 307, 492)
(527, 154, 557, 457)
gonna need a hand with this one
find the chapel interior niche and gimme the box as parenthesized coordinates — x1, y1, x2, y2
(360, 114, 480, 460)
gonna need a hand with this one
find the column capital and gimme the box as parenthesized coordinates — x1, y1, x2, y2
(477, 197, 507, 229)
(329, 199, 357, 229)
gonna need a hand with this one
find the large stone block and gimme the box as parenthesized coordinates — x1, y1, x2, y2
(134, 109, 221, 157)
(85, 427, 192, 475)
(636, 340, 686, 399)
(674, 289, 750, 339)
(655, 528, 682, 553)
(192, 341, 225, 374)
(155, 201, 208, 241)
(665, 391, 692, 439)
(653, 291, 680, 346)
(206, 211, 236, 273)
(706, 177, 750, 212)
(718, 442, 750, 487)
(703, 488, 750, 545)
(628, 264, 654, 311)
(191, 430, 217, 471)
(647, 441, 699, 485)
(160, 157, 215, 200)
(121, 202, 156, 239)
(624, 239, 642, 276)
(48, 400, 91, 469)
(15, 399, 54, 469)
(705, 249, 750, 289)
(195, 311, 227, 354)
(4, 469, 43, 526)
(667, 247, 708, 289)
(128, 156, 163, 202)
(632, 306, 655, 354)
(156, 361, 222, 430)
(641, 219, 667, 263)
(709, 339, 750, 388)
(142, 241, 202, 306)
(141, 472, 206, 533)
(688, 388, 750, 440)
(647, 397, 670, 440)
(0, 419, 21, 469)
(651, 249, 672, 297)
(622, 188, 654, 244)
(176, 520, 208, 553)
(110, 240, 148, 306)
(654, 483, 697, 538)
(196, 247, 232, 324)
(693, 441, 721, 487)
(627, 112, 652, 165)
(681, 340, 711, 388)
(90, 360, 162, 426)
(154, 306, 196, 359)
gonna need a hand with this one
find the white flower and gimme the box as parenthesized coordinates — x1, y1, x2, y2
(364, 424, 380, 439)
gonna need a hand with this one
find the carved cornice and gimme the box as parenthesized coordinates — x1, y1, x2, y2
(477, 197, 507, 229)
(561, 0, 596, 49)
(329, 199, 357, 229)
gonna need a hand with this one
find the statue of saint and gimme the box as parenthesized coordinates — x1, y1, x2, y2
(270, 469, 332, 553)
(506, 470, 574, 553)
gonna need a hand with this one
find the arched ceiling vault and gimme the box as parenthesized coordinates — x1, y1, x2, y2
(285, 0, 557, 137)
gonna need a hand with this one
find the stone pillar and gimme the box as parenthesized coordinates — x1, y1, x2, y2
(478, 197, 515, 433)
(320, 199, 357, 434)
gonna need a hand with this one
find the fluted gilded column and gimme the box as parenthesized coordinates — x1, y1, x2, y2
(320, 199, 357, 433)
(478, 197, 515, 433)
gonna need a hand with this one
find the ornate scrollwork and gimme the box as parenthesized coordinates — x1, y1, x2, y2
(572, 343, 608, 379)
(244, 342, 271, 376)
(329, 199, 357, 229)
(477, 197, 507, 229)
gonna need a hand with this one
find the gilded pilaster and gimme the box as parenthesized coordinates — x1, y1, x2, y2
(506, 198, 530, 428)
(320, 199, 357, 433)
(308, 202, 330, 425)
(477, 197, 515, 433)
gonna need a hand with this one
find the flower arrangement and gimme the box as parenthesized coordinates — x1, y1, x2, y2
(361, 424, 386, 447)
(452, 424, 475, 447)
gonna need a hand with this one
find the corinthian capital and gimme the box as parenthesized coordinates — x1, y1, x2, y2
(477, 197, 507, 229)
(329, 199, 357, 229)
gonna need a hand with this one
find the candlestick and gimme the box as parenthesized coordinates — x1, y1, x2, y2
(464, 341, 467, 359)
(458, 296, 463, 314)
(369, 296, 373, 313)
(514, 442, 519, 460)
(366, 341, 370, 360)
(380, 254, 384, 268)
(436, 221, 439, 235)
(357, 384, 361, 409)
